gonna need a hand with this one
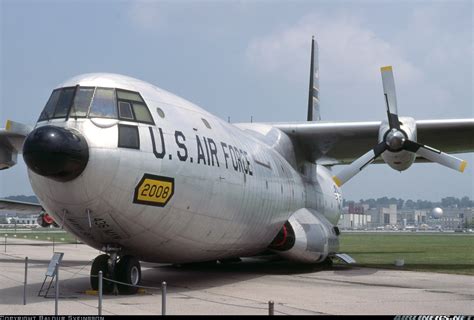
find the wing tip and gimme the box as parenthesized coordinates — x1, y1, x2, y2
(381, 66, 392, 72)
(459, 160, 467, 173)
(332, 176, 343, 187)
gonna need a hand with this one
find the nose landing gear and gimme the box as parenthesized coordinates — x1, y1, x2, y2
(90, 253, 141, 295)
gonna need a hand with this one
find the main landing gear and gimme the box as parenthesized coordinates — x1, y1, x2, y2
(90, 252, 141, 295)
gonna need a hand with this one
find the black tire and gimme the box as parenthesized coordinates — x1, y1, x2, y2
(321, 257, 334, 269)
(116, 255, 141, 295)
(90, 254, 115, 293)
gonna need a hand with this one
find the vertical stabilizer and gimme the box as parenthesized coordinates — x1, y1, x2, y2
(307, 36, 320, 121)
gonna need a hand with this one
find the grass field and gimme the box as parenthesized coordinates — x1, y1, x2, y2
(2, 229, 473, 275)
(1, 229, 78, 243)
(339, 232, 474, 275)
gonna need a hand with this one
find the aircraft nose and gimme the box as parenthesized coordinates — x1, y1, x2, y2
(23, 125, 89, 182)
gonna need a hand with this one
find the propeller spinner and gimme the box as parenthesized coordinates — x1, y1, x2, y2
(332, 66, 467, 187)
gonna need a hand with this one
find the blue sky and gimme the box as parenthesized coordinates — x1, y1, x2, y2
(1, 0, 472, 201)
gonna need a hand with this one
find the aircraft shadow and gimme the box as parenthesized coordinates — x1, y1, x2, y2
(0, 258, 356, 305)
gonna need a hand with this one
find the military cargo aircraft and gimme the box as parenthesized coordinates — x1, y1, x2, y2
(1, 38, 472, 294)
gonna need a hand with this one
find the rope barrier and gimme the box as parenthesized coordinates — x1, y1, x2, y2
(91, 274, 167, 291)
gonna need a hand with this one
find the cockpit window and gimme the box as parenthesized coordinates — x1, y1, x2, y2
(39, 89, 61, 121)
(89, 88, 117, 119)
(52, 87, 75, 118)
(70, 87, 94, 118)
(116, 90, 143, 102)
(118, 101, 134, 120)
(132, 103, 153, 123)
(115, 89, 153, 124)
(38, 86, 154, 125)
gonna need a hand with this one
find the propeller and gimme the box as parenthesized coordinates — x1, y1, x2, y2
(332, 66, 467, 187)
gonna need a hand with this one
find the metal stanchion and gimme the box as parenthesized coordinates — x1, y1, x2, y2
(53, 236, 55, 253)
(23, 257, 28, 305)
(161, 281, 167, 316)
(98, 271, 103, 316)
(268, 300, 274, 316)
(4, 235, 7, 253)
(55, 262, 59, 315)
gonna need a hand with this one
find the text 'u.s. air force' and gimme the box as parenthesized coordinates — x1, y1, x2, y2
(149, 127, 253, 176)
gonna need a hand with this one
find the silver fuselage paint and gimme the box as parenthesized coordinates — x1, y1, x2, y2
(28, 73, 342, 263)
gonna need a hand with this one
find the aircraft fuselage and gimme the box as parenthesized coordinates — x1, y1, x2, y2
(28, 73, 342, 263)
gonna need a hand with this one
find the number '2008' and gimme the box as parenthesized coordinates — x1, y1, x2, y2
(141, 184, 170, 199)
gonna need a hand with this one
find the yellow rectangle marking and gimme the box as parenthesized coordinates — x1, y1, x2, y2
(459, 160, 467, 173)
(381, 66, 392, 72)
(5, 120, 12, 131)
(134, 174, 175, 207)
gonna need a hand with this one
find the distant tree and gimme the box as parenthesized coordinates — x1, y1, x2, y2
(343, 199, 354, 207)
(362, 198, 376, 208)
(460, 196, 472, 208)
(345, 197, 471, 209)
(405, 199, 415, 209)
(414, 200, 433, 209)
(397, 198, 404, 210)
(442, 197, 459, 208)
(376, 197, 389, 206)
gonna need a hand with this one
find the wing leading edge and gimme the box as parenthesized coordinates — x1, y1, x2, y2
(0, 199, 42, 213)
(0, 120, 32, 169)
(272, 119, 474, 165)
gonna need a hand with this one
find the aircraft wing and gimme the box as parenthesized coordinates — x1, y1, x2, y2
(0, 199, 43, 213)
(272, 119, 474, 165)
(0, 120, 32, 169)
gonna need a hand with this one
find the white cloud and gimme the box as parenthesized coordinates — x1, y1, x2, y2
(246, 12, 422, 87)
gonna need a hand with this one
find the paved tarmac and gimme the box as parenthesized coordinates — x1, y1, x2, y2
(0, 238, 473, 315)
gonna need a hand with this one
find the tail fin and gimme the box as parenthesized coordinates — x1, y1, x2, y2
(307, 36, 321, 121)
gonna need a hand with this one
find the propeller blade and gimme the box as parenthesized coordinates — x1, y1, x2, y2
(404, 140, 467, 172)
(333, 142, 387, 187)
(381, 66, 400, 130)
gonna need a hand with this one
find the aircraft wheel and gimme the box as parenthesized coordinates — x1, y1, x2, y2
(116, 255, 141, 295)
(321, 257, 333, 268)
(90, 254, 115, 293)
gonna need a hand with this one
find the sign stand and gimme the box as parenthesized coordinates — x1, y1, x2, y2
(38, 252, 64, 297)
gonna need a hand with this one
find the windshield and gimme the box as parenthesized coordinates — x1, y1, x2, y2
(38, 86, 154, 125)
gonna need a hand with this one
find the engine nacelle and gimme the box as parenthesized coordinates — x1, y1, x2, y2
(0, 148, 17, 170)
(379, 117, 417, 171)
(270, 208, 339, 263)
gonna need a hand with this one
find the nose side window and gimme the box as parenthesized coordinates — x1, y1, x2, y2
(118, 124, 140, 149)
